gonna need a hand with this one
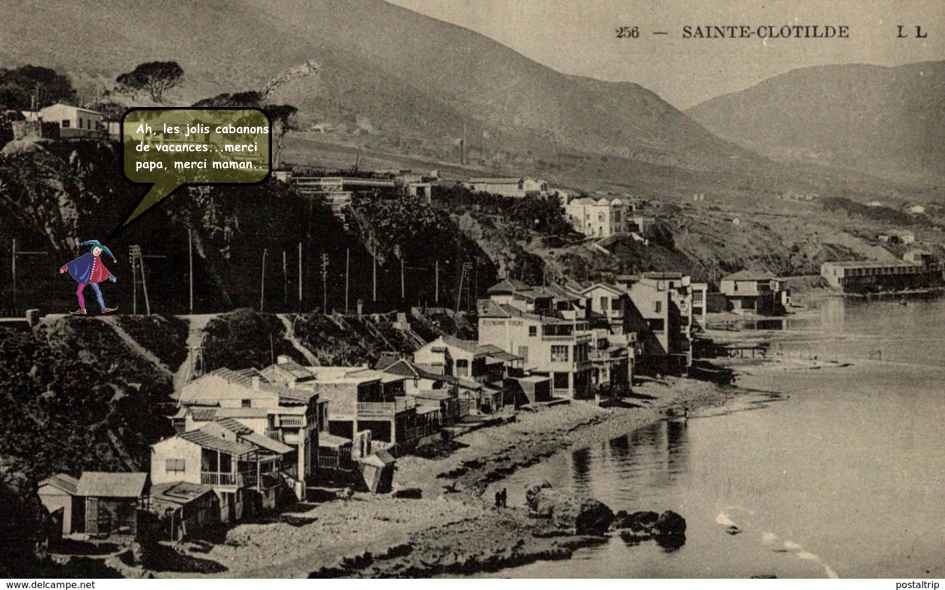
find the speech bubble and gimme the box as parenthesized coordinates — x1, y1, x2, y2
(117, 107, 272, 234)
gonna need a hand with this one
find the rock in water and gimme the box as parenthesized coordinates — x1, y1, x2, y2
(526, 484, 614, 535)
(654, 510, 687, 537)
(525, 480, 552, 511)
(615, 510, 660, 532)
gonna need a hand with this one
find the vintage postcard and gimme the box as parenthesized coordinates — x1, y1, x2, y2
(0, 0, 943, 585)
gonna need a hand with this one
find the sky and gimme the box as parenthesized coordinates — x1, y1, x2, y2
(387, 0, 944, 109)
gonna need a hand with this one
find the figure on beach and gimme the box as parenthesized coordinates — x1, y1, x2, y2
(58, 239, 118, 315)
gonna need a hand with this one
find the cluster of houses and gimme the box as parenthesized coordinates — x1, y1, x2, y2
(36, 272, 719, 544)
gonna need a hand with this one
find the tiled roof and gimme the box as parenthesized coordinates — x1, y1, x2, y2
(180, 430, 255, 457)
(242, 433, 293, 455)
(40, 473, 79, 495)
(215, 417, 252, 435)
(151, 481, 214, 505)
(379, 359, 423, 379)
(214, 407, 269, 419)
(486, 278, 531, 294)
(76, 472, 148, 498)
(440, 335, 483, 355)
(476, 344, 522, 362)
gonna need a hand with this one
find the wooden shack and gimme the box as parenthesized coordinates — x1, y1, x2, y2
(37, 473, 82, 535)
(76, 472, 150, 538)
(149, 481, 219, 541)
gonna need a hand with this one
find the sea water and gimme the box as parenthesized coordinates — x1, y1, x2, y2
(484, 296, 945, 578)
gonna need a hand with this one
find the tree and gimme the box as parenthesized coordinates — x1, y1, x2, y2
(0, 65, 77, 110)
(264, 104, 298, 168)
(115, 61, 184, 103)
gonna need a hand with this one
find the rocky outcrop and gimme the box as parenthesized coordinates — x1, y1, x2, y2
(611, 509, 687, 550)
(525, 482, 614, 536)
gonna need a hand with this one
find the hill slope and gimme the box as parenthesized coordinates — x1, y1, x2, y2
(1, 0, 748, 170)
(687, 62, 945, 184)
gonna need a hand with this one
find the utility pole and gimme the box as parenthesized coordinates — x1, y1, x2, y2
(400, 255, 405, 302)
(435, 259, 439, 305)
(11, 239, 15, 315)
(187, 229, 194, 314)
(282, 249, 288, 307)
(372, 237, 377, 303)
(129, 245, 151, 316)
(297, 241, 302, 311)
(260, 248, 268, 312)
(345, 248, 350, 314)
(321, 252, 329, 314)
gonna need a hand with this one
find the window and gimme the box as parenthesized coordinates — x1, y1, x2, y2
(611, 298, 621, 311)
(166, 459, 186, 473)
(600, 296, 607, 312)
(654, 301, 662, 313)
(551, 345, 569, 363)
(456, 358, 469, 377)
(529, 326, 537, 337)
(241, 399, 252, 408)
(61, 119, 70, 128)
(517, 345, 528, 361)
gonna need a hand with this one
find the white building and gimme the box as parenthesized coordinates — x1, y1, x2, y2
(22, 102, 104, 138)
(565, 197, 629, 238)
(463, 177, 548, 198)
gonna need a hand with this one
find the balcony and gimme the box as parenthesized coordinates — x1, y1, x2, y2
(277, 415, 305, 428)
(201, 471, 247, 487)
(357, 398, 415, 417)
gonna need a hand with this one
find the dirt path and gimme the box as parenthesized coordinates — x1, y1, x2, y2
(277, 314, 320, 366)
(98, 316, 174, 379)
(173, 314, 215, 390)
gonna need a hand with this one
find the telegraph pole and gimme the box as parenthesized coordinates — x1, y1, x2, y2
(321, 253, 329, 314)
(297, 241, 302, 311)
(283, 249, 288, 307)
(11, 239, 16, 315)
(435, 259, 439, 305)
(400, 256, 405, 301)
(372, 245, 377, 303)
(345, 248, 350, 314)
(260, 248, 268, 312)
(187, 229, 194, 314)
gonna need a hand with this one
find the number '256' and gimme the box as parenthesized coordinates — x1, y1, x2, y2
(616, 26, 639, 38)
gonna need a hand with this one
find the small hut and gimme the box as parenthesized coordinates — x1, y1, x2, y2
(359, 450, 396, 493)
(37, 474, 82, 535)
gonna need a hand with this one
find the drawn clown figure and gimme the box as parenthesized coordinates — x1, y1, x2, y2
(58, 240, 118, 315)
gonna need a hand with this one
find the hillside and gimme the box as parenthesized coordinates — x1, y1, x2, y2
(687, 62, 945, 185)
(1, 0, 749, 171)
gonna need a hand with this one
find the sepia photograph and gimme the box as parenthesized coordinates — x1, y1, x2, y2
(0, 0, 943, 585)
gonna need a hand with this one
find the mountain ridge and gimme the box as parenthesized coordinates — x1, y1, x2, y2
(0, 0, 751, 171)
(686, 60, 945, 184)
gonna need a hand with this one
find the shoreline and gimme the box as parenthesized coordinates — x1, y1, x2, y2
(76, 321, 903, 579)
(98, 375, 736, 578)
